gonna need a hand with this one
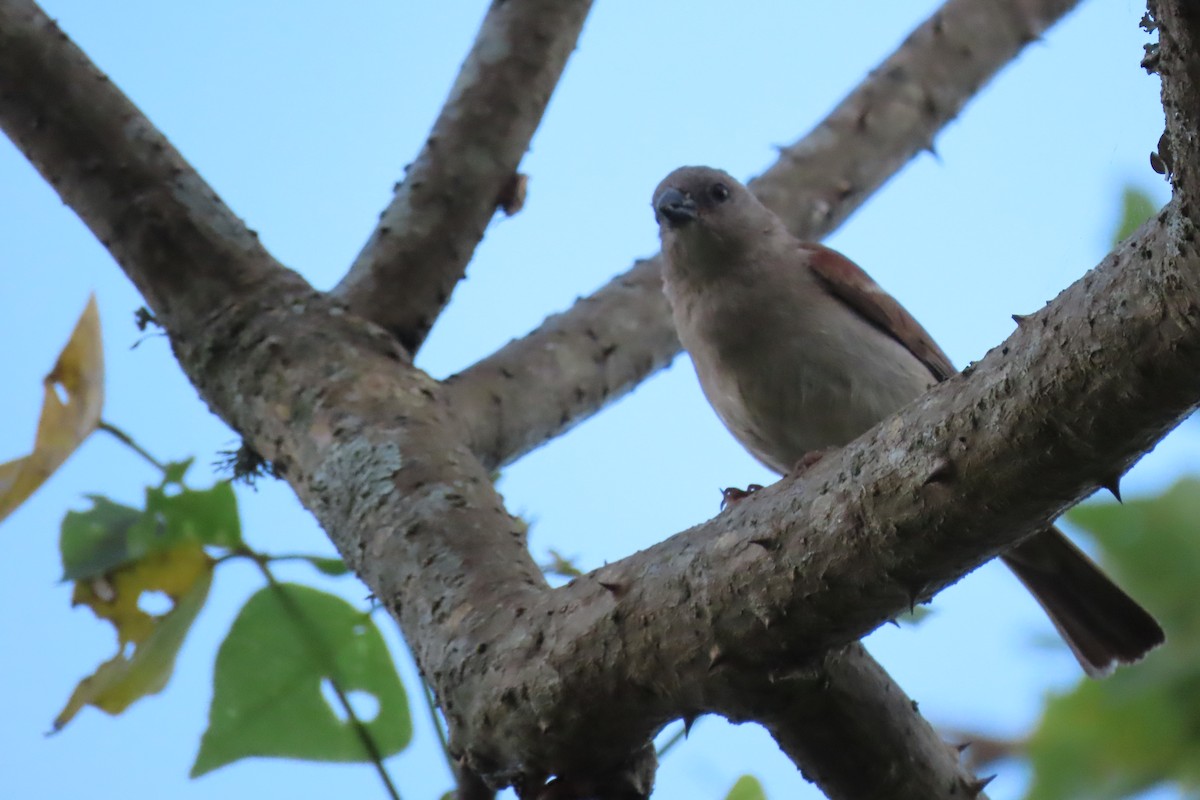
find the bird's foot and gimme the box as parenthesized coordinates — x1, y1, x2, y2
(720, 484, 764, 510)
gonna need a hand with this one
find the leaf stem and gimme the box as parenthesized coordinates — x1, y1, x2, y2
(422, 676, 454, 773)
(367, 604, 456, 781)
(97, 420, 168, 473)
(240, 548, 402, 800)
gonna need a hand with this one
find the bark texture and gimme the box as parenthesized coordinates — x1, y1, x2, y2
(3, 0, 1193, 799)
(728, 644, 993, 799)
(333, 0, 593, 352)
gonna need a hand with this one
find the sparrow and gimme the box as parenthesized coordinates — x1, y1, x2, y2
(653, 165, 1164, 677)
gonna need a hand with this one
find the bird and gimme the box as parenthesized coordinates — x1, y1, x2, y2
(652, 165, 1164, 677)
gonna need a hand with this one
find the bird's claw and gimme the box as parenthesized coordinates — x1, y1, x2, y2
(720, 483, 764, 510)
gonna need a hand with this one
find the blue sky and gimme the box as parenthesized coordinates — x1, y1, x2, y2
(0, 2, 1188, 799)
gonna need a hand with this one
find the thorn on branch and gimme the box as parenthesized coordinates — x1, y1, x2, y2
(1142, 41, 1161, 74)
(1151, 131, 1173, 179)
(1101, 473, 1123, 503)
(1150, 149, 1167, 175)
(496, 173, 529, 216)
(598, 579, 627, 597)
(854, 106, 871, 132)
(922, 456, 956, 486)
(708, 645, 727, 672)
(748, 533, 779, 551)
(753, 607, 774, 630)
(1011, 312, 1031, 326)
(963, 774, 996, 797)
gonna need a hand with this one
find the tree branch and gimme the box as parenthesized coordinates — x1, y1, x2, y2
(445, 0, 1083, 473)
(7, 1, 1195, 799)
(1156, 0, 1200, 212)
(437, 205, 1198, 792)
(332, 0, 593, 353)
(144, 201, 1195, 795)
(729, 645, 991, 799)
(0, 0, 284, 338)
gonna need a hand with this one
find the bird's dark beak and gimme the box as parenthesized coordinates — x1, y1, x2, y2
(655, 187, 697, 227)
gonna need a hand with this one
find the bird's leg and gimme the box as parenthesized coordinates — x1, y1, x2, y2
(720, 449, 836, 509)
(720, 484, 764, 510)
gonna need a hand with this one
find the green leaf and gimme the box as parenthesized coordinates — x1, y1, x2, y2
(193, 583, 411, 776)
(144, 480, 243, 550)
(299, 556, 350, 577)
(60, 481, 242, 581)
(1110, 186, 1159, 247)
(1022, 479, 1200, 799)
(896, 604, 933, 626)
(60, 495, 145, 580)
(541, 548, 584, 579)
(1068, 478, 1200, 635)
(725, 775, 767, 800)
(163, 458, 194, 487)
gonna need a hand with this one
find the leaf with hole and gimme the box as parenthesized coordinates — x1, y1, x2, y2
(53, 541, 213, 730)
(192, 583, 411, 775)
(0, 295, 104, 523)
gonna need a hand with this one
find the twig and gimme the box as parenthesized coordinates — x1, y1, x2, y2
(422, 677, 453, 774)
(333, 0, 593, 352)
(97, 420, 168, 474)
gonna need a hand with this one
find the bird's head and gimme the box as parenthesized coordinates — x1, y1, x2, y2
(652, 166, 782, 275)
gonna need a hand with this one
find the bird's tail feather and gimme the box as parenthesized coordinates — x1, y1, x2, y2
(1002, 527, 1164, 678)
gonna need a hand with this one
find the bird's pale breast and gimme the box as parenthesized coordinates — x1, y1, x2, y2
(673, 269, 936, 474)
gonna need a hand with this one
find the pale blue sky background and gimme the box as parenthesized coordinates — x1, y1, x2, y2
(0, 2, 1189, 799)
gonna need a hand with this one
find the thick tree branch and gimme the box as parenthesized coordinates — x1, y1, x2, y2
(1156, 0, 1200, 212)
(332, 0, 593, 353)
(438, 205, 1198, 791)
(134, 203, 1195, 794)
(0, 0, 282, 337)
(0, 3, 976, 796)
(7, 1, 1195, 799)
(445, 0, 1082, 473)
(730, 645, 989, 799)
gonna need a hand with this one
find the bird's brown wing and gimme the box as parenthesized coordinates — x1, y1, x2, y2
(802, 243, 1164, 675)
(803, 242, 957, 383)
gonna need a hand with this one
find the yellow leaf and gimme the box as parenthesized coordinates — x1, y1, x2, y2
(53, 542, 212, 730)
(0, 295, 104, 523)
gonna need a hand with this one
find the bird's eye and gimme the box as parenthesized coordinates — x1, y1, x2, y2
(709, 183, 730, 203)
